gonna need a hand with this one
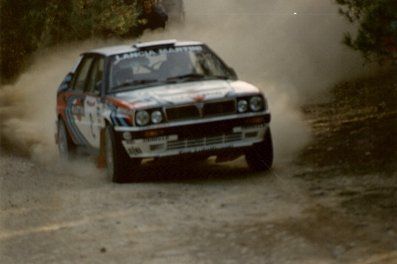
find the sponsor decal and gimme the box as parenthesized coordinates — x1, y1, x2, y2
(179, 144, 234, 154)
(71, 98, 84, 121)
(86, 99, 96, 107)
(114, 46, 203, 62)
(65, 95, 89, 146)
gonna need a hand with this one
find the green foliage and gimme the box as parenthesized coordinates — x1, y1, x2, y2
(1, 0, 46, 81)
(95, 1, 140, 37)
(0, 0, 140, 83)
(336, 0, 397, 63)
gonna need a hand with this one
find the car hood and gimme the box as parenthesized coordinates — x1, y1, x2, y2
(113, 80, 259, 108)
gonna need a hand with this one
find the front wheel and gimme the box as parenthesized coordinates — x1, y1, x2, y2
(245, 128, 274, 171)
(104, 125, 141, 183)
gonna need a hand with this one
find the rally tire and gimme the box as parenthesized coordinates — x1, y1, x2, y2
(245, 128, 274, 171)
(57, 119, 76, 161)
(104, 125, 141, 183)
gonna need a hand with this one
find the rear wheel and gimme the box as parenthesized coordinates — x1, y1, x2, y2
(57, 119, 75, 161)
(245, 128, 274, 171)
(104, 125, 141, 183)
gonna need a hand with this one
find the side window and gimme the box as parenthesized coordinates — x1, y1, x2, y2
(86, 57, 105, 94)
(72, 56, 94, 92)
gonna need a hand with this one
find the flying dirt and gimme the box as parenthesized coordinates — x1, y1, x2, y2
(1, 0, 396, 263)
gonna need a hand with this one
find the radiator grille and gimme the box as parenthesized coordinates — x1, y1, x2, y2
(166, 105, 200, 121)
(165, 100, 236, 122)
(203, 100, 235, 117)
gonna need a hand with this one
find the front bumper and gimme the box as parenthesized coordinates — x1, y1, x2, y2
(117, 113, 270, 158)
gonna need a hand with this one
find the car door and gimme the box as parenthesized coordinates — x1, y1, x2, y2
(67, 55, 95, 147)
(82, 56, 106, 149)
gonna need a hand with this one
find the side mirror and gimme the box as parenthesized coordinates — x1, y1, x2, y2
(57, 72, 74, 93)
(228, 67, 238, 80)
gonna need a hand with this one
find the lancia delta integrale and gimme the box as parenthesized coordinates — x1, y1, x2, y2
(56, 40, 273, 182)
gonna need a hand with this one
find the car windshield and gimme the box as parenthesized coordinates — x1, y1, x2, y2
(108, 45, 233, 92)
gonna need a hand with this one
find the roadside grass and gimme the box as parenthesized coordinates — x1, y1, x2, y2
(299, 68, 397, 177)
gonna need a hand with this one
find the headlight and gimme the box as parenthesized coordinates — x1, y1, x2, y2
(151, 110, 163, 124)
(249, 96, 264, 112)
(237, 99, 248, 113)
(136, 111, 150, 126)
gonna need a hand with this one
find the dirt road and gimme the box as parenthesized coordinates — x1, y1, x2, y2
(0, 155, 308, 264)
(0, 145, 395, 264)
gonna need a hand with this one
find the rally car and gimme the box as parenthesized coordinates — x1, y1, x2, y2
(56, 39, 273, 182)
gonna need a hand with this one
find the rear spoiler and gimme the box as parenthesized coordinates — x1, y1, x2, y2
(133, 39, 177, 50)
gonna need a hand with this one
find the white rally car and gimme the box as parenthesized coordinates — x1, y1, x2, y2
(56, 40, 273, 182)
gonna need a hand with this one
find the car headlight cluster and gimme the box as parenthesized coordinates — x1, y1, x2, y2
(237, 96, 266, 113)
(136, 109, 164, 126)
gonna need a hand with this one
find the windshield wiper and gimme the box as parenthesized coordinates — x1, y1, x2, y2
(166, 74, 230, 83)
(211, 75, 230, 80)
(166, 73, 206, 82)
(112, 79, 158, 90)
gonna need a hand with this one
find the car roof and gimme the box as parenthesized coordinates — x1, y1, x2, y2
(84, 39, 203, 57)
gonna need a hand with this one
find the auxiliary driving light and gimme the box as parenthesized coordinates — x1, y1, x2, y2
(122, 132, 132, 140)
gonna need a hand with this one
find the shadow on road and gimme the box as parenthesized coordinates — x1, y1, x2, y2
(125, 158, 271, 184)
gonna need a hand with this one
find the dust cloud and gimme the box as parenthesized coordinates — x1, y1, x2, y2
(0, 46, 70, 163)
(0, 40, 120, 164)
(0, 0, 370, 165)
